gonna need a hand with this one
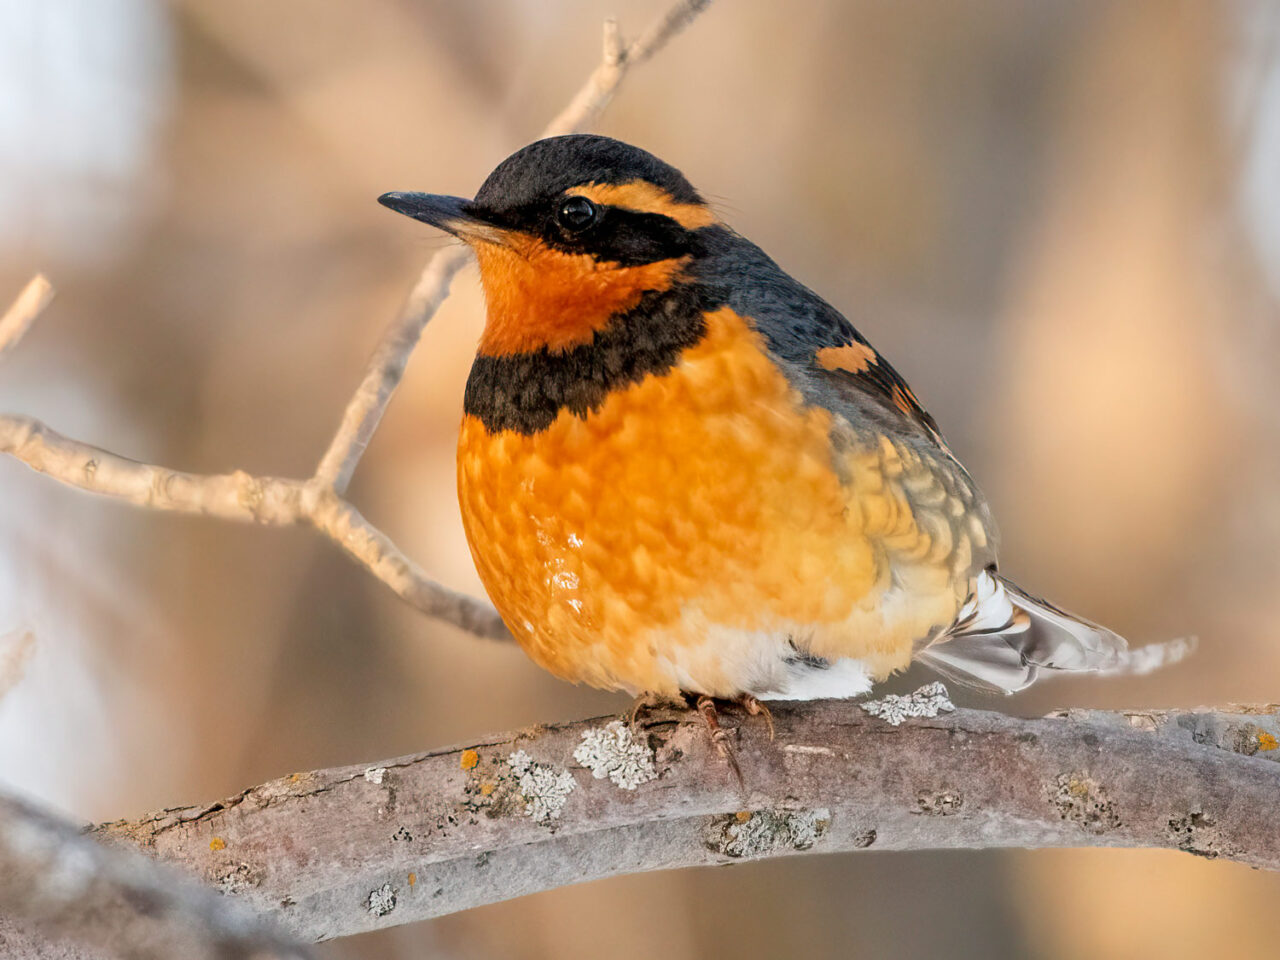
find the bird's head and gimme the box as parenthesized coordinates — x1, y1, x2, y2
(379, 135, 716, 356)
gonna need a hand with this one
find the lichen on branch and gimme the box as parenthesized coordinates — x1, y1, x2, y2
(87, 701, 1280, 942)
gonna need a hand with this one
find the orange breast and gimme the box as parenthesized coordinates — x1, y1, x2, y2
(456, 307, 963, 695)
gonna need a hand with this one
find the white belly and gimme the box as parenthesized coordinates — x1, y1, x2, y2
(647, 617, 873, 700)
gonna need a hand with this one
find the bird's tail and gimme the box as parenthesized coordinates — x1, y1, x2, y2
(917, 569, 1196, 694)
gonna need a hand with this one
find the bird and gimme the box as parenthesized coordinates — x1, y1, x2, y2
(379, 134, 1190, 754)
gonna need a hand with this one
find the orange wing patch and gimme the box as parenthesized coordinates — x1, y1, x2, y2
(815, 342, 877, 374)
(474, 238, 687, 356)
(815, 338, 943, 442)
(891, 383, 922, 417)
(574, 181, 717, 230)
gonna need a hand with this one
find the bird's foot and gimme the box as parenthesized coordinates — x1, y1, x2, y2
(695, 694, 744, 786)
(627, 691, 689, 734)
(736, 694, 775, 741)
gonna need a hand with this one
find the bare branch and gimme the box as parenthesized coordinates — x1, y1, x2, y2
(541, 0, 712, 137)
(0, 0, 715, 646)
(0, 793, 309, 960)
(312, 246, 472, 493)
(626, 0, 714, 67)
(0, 275, 55, 364)
(0, 414, 509, 641)
(0, 415, 302, 522)
(306, 488, 508, 640)
(92, 700, 1280, 942)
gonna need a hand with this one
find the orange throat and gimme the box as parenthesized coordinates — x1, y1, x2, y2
(473, 238, 687, 356)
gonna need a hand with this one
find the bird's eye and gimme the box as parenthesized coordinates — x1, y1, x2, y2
(556, 196, 598, 231)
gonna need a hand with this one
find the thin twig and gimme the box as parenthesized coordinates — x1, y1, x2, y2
(307, 488, 509, 639)
(312, 246, 471, 493)
(541, 0, 711, 137)
(0, 275, 54, 364)
(627, 0, 714, 66)
(88, 700, 1280, 942)
(0, 414, 509, 641)
(0, 0, 715, 644)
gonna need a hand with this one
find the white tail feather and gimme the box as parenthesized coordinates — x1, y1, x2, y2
(918, 571, 1196, 694)
(1098, 634, 1197, 678)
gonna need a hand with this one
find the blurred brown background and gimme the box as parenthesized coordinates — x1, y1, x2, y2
(2, 1, 1279, 957)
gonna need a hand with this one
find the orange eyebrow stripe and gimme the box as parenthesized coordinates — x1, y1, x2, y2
(815, 342, 877, 374)
(574, 180, 717, 230)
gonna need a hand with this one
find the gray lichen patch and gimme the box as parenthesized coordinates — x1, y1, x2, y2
(214, 862, 260, 895)
(1183, 718, 1280, 759)
(1244, 724, 1280, 757)
(1051, 773, 1120, 833)
(1121, 709, 1280, 762)
(508, 750, 576, 823)
(1167, 808, 1224, 859)
(861, 682, 955, 726)
(915, 789, 963, 816)
(459, 754, 524, 820)
(707, 808, 832, 858)
(573, 721, 657, 789)
(367, 882, 397, 917)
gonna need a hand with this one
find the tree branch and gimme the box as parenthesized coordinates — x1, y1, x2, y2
(312, 247, 471, 493)
(0, 0, 715, 644)
(0, 793, 310, 959)
(0, 275, 54, 364)
(89, 698, 1280, 943)
(0, 414, 509, 641)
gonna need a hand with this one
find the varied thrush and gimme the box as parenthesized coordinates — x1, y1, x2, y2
(380, 135, 1188, 736)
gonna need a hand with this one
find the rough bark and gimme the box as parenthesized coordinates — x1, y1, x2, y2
(90, 701, 1280, 943)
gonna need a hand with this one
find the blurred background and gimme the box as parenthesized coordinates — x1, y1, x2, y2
(2, 0, 1279, 957)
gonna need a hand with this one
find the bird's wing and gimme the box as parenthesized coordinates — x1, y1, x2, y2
(693, 231, 995, 661)
(695, 227, 959, 457)
(695, 230, 1192, 692)
(700, 229, 995, 558)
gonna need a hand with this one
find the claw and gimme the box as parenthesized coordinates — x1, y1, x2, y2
(696, 695, 744, 787)
(738, 694, 775, 741)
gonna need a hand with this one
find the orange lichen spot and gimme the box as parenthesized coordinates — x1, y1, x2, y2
(479, 782, 496, 796)
(209, 836, 226, 852)
(816, 342, 876, 375)
(1258, 731, 1278, 751)
(460, 749, 480, 770)
(473, 237, 687, 355)
(735, 811, 753, 823)
(408, 872, 417, 888)
(574, 180, 717, 230)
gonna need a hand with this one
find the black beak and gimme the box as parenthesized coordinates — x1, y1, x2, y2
(377, 192, 507, 244)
